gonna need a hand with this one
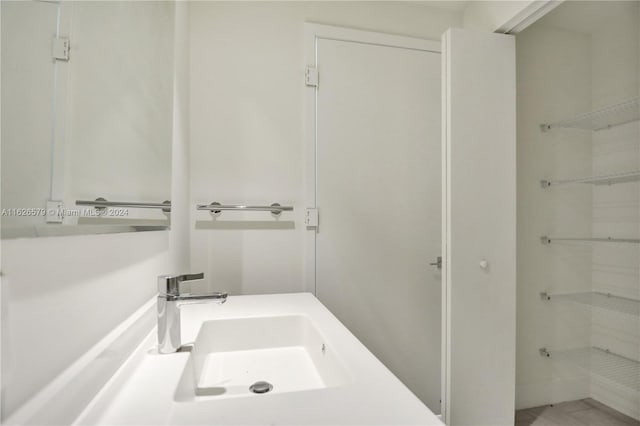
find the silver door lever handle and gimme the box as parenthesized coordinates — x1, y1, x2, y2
(430, 256, 442, 270)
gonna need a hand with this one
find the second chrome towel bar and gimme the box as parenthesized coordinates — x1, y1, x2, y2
(197, 202, 293, 215)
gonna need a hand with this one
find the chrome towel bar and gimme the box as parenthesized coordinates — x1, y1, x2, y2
(76, 198, 171, 212)
(197, 202, 293, 215)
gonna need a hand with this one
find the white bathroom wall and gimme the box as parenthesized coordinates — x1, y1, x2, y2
(0, 231, 169, 419)
(516, 22, 593, 408)
(188, 1, 462, 295)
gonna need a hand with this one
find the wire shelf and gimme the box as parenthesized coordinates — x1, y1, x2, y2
(541, 171, 640, 188)
(541, 291, 640, 316)
(541, 236, 640, 245)
(541, 97, 639, 132)
(542, 347, 640, 391)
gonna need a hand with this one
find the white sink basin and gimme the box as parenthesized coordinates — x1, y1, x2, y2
(73, 294, 442, 425)
(174, 315, 352, 401)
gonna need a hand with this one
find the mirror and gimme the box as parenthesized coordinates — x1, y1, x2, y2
(1, 1, 174, 238)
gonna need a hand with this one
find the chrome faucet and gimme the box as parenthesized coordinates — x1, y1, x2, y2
(157, 273, 228, 354)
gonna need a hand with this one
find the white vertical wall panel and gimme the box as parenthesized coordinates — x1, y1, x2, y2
(169, 1, 191, 274)
(443, 28, 516, 425)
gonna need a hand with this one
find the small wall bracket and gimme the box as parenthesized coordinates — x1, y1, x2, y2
(209, 201, 222, 217)
(161, 200, 171, 215)
(46, 200, 64, 223)
(540, 236, 551, 245)
(539, 347, 551, 358)
(305, 66, 318, 87)
(52, 37, 70, 61)
(540, 292, 551, 301)
(93, 197, 108, 213)
(270, 203, 283, 216)
(305, 207, 319, 227)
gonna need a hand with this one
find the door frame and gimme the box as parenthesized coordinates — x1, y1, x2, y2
(303, 22, 440, 293)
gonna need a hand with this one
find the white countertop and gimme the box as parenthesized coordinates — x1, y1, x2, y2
(76, 293, 443, 425)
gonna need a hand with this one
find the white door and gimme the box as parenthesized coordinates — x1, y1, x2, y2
(442, 28, 516, 425)
(307, 25, 442, 412)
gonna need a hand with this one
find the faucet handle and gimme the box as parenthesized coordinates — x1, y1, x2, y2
(179, 273, 204, 282)
(158, 273, 205, 296)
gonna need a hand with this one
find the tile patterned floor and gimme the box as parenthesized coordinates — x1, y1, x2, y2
(516, 398, 640, 426)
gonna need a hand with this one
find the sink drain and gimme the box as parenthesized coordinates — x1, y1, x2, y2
(249, 381, 273, 394)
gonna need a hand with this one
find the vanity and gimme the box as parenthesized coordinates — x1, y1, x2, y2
(74, 293, 443, 425)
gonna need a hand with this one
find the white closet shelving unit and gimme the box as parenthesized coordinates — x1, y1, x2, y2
(540, 97, 640, 247)
(538, 96, 640, 395)
(540, 97, 640, 132)
(541, 170, 640, 188)
(540, 236, 640, 244)
(541, 96, 640, 189)
(540, 291, 640, 317)
(539, 346, 640, 392)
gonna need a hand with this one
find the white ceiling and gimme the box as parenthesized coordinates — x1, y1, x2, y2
(402, 1, 471, 13)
